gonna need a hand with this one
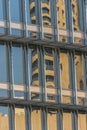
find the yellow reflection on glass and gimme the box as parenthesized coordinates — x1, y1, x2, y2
(47, 110, 57, 130)
(57, 0, 67, 42)
(60, 51, 70, 89)
(15, 108, 26, 130)
(78, 113, 87, 130)
(75, 54, 84, 90)
(31, 109, 42, 130)
(0, 107, 9, 130)
(63, 112, 72, 130)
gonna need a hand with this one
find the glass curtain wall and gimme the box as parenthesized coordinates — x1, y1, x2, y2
(57, 0, 67, 42)
(71, 0, 83, 44)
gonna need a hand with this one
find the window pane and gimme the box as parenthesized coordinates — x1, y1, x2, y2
(78, 113, 87, 130)
(75, 54, 84, 90)
(31, 108, 42, 130)
(0, 44, 8, 97)
(12, 45, 24, 98)
(0, 106, 9, 130)
(47, 110, 57, 130)
(57, 0, 67, 42)
(15, 108, 26, 130)
(0, 0, 5, 20)
(42, 0, 52, 26)
(10, 0, 22, 22)
(71, 0, 83, 43)
(26, 0, 36, 24)
(28, 48, 40, 100)
(63, 112, 72, 130)
(60, 51, 70, 89)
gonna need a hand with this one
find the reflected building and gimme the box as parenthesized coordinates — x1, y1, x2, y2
(0, 0, 87, 130)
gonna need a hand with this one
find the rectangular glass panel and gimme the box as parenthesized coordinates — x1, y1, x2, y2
(0, 0, 5, 20)
(12, 45, 24, 98)
(63, 112, 72, 130)
(0, 106, 9, 130)
(78, 113, 86, 130)
(47, 110, 57, 130)
(15, 108, 26, 130)
(71, 0, 83, 44)
(77, 97, 85, 105)
(75, 54, 84, 91)
(60, 51, 70, 89)
(0, 44, 8, 97)
(10, 0, 22, 22)
(44, 48, 57, 102)
(42, 0, 52, 26)
(62, 96, 72, 104)
(28, 48, 40, 100)
(57, 0, 67, 42)
(31, 108, 42, 130)
(26, 0, 36, 24)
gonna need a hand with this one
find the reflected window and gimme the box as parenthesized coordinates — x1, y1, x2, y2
(75, 53, 84, 90)
(60, 51, 70, 89)
(63, 112, 72, 130)
(10, 0, 22, 22)
(44, 48, 55, 88)
(47, 109, 57, 130)
(78, 113, 87, 130)
(42, 0, 52, 26)
(28, 47, 40, 100)
(15, 108, 26, 130)
(31, 108, 42, 130)
(57, 0, 67, 42)
(0, 106, 9, 130)
(0, 0, 5, 20)
(71, 0, 83, 43)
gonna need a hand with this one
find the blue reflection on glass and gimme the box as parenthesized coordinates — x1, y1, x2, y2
(12, 46, 23, 85)
(0, 0, 5, 20)
(10, 0, 21, 22)
(0, 45, 7, 83)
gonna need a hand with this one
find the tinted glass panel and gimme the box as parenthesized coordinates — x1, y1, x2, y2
(0, 0, 5, 20)
(31, 108, 42, 130)
(75, 54, 84, 90)
(78, 113, 87, 130)
(0, 106, 9, 130)
(15, 108, 26, 130)
(47, 110, 57, 130)
(10, 0, 22, 22)
(60, 51, 70, 89)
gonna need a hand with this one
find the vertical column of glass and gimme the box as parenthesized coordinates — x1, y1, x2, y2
(26, 0, 38, 38)
(63, 112, 72, 130)
(10, 0, 23, 36)
(15, 107, 26, 130)
(78, 113, 87, 130)
(74, 53, 85, 105)
(0, 44, 8, 98)
(71, 0, 83, 44)
(47, 109, 57, 130)
(31, 107, 42, 130)
(57, 0, 68, 42)
(0, 106, 9, 130)
(44, 47, 57, 102)
(0, 0, 6, 34)
(60, 50, 72, 104)
(41, 0, 53, 40)
(12, 44, 25, 99)
(28, 46, 41, 101)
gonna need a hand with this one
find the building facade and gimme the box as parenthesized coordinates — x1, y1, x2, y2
(0, 0, 87, 130)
